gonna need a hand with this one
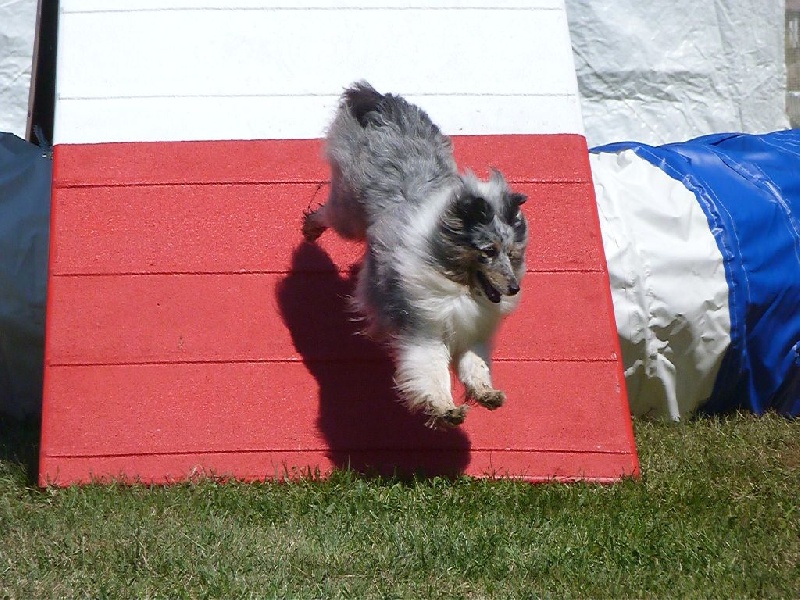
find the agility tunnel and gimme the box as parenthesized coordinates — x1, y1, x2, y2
(38, 0, 638, 485)
(592, 131, 800, 420)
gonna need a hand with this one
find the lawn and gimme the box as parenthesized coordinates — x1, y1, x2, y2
(1, 413, 798, 599)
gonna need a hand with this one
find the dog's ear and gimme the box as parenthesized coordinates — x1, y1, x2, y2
(502, 192, 527, 223)
(458, 194, 494, 227)
(510, 192, 527, 206)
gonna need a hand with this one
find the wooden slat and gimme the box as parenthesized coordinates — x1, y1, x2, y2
(61, 1, 565, 13)
(52, 140, 328, 187)
(55, 96, 585, 145)
(58, 9, 575, 99)
(40, 450, 637, 486)
(52, 136, 591, 188)
(49, 180, 603, 275)
(41, 361, 631, 458)
(49, 182, 360, 275)
(46, 271, 618, 365)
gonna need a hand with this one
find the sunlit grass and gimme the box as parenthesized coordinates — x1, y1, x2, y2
(1, 413, 797, 598)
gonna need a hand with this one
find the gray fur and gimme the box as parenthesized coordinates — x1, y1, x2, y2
(302, 81, 529, 428)
(312, 82, 460, 241)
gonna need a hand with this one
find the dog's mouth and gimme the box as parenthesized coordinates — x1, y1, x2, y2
(475, 271, 502, 304)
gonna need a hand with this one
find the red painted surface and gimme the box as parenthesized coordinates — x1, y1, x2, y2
(40, 134, 639, 486)
(46, 272, 618, 365)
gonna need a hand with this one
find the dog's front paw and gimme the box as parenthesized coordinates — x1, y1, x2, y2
(425, 405, 469, 429)
(473, 389, 506, 410)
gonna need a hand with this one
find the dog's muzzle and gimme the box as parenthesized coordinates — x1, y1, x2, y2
(476, 272, 520, 303)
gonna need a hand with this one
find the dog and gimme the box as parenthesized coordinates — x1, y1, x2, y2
(302, 81, 529, 428)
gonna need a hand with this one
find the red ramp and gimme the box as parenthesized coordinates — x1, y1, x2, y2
(41, 135, 638, 485)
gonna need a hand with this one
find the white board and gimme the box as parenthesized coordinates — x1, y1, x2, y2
(54, 0, 584, 143)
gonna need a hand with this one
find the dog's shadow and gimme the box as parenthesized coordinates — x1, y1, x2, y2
(276, 242, 471, 479)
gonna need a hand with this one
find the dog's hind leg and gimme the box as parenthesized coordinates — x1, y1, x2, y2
(456, 343, 505, 410)
(393, 340, 468, 428)
(302, 204, 328, 242)
(302, 173, 367, 242)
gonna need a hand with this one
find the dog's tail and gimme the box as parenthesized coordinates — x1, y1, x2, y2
(338, 80, 446, 149)
(342, 81, 386, 127)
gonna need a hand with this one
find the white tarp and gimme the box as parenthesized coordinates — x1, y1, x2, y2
(565, 0, 789, 148)
(0, 0, 37, 139)
(591, 150, 731, 420)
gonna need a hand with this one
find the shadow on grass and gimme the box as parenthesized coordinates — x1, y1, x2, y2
(0, 414, 40, 484)
(276, 242, 471, 480)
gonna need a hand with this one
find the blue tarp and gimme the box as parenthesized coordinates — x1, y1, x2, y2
(0, 133, 51, 419)
(595, 131, 800, 417)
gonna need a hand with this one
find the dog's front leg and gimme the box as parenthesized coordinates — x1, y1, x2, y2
(394, 340, 468, 428)
(456, 343, 505, 410)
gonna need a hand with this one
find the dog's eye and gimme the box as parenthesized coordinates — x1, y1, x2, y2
(481, 246, 498, 258)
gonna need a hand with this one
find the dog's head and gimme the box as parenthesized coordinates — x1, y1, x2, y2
(435, 170, 529, 304)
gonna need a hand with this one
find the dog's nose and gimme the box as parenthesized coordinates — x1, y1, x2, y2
(507, 283, 520, 296)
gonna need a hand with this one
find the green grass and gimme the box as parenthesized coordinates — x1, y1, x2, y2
(1, 413, 798, 599)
